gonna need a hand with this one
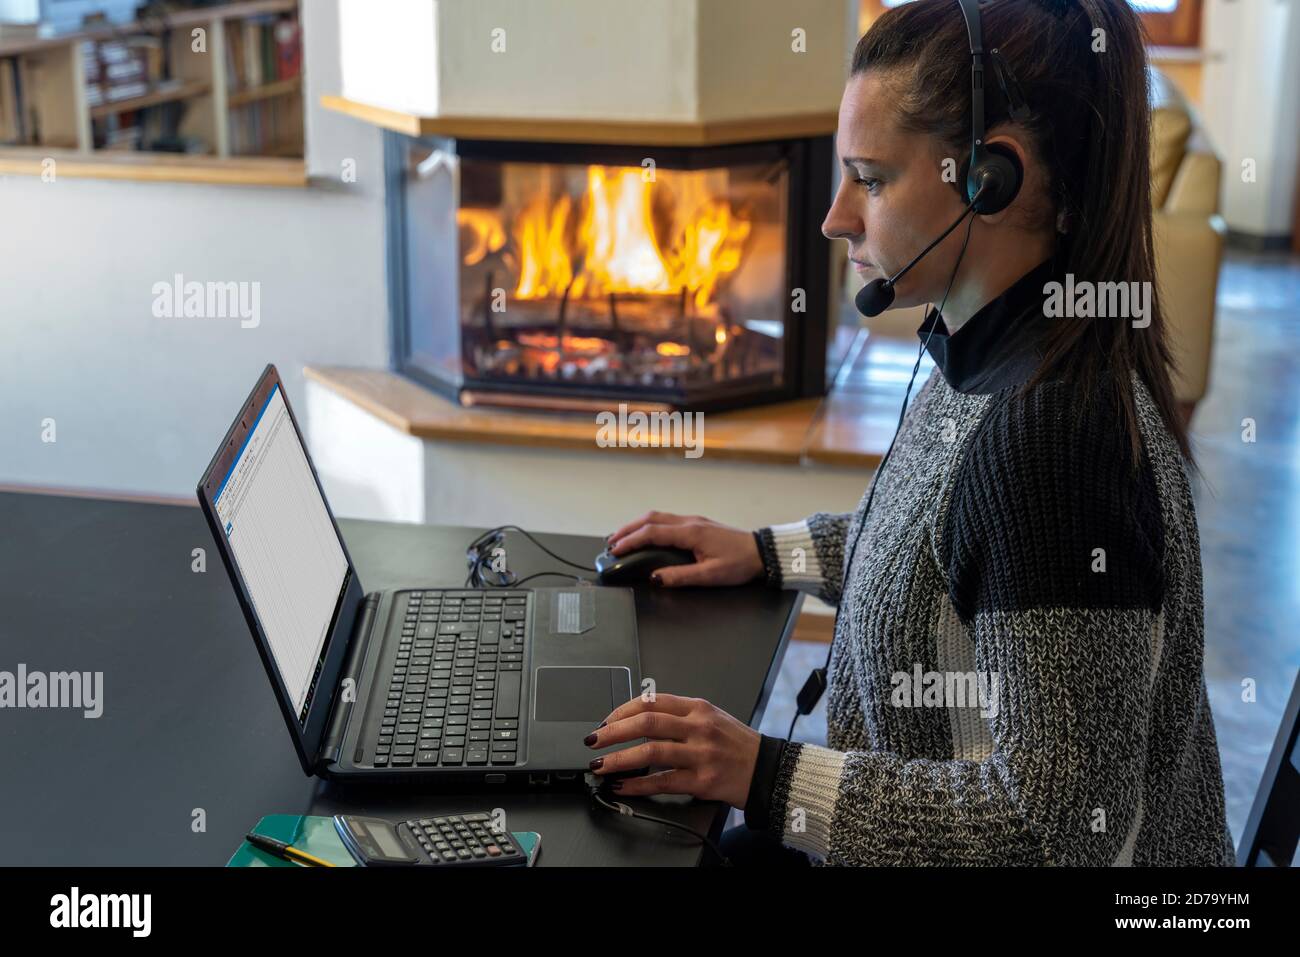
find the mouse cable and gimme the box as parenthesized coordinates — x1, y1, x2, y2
(590, 790, 732, 866)
(507, 571, 591, 587)
(468, 524, 597, 572)
(464, 525, 598, 587)
(786, 214, 975, 747)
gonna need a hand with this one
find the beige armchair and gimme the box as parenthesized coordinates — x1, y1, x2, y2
(1150, 66, 1225, 423)
(846, 67, 1224, 424)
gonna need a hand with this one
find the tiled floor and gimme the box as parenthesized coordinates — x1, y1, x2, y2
(755, 249, 1300, 848)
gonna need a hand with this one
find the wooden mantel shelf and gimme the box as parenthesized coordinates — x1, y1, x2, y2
(320, 95, 837, 147)
(0, 148, 307, 187)
(305, 333, 910, 469)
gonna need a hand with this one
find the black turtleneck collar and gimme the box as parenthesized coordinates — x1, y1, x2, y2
(916, 250, 1066, 395)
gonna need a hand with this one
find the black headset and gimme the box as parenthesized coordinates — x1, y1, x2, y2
(795, 0, 1033, 740)
(956, 0, 1028, 213)
(854, 0, 1030, 318)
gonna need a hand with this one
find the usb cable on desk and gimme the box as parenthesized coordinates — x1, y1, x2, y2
(464, 525, 597, 588)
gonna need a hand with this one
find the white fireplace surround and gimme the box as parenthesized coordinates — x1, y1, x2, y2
(337, 0, 853, 124)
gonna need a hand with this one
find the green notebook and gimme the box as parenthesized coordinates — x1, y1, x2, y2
(228, 814, 539, 867)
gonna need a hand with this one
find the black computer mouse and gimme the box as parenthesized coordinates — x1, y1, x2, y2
(594, 546, 695, 585)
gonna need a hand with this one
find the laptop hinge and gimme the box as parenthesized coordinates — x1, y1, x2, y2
(318, 592, 380, 769)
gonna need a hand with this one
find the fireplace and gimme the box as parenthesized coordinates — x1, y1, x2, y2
(385, 132, 855, 412)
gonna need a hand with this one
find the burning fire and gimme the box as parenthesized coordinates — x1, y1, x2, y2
(516, 332, 610, 354)
(459, 165, 752, 311)
(459, 209, 507, 267)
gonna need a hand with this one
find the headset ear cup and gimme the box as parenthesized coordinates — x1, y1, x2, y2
(967, 143, 1024, 214)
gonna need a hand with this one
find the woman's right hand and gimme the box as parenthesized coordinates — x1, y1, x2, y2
(606, 511, 765, 587)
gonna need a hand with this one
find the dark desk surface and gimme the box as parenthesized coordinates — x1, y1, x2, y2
(0, 491, 799, 866)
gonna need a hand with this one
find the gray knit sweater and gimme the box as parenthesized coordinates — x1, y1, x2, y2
(750, 257, 1234, 866)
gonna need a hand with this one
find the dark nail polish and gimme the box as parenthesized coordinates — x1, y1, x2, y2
(609, 780, 624, 792)
(583, 732, 598, 747)
(650, 573, 662, 586)
(589, 757, 604, 771)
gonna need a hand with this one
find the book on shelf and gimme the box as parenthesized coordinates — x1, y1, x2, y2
(242, 17, 260, 87)
(102, 123, 141, 149)
(225, 12, 301, 92)
(0, 56, 30, 145)
(83, 36, 164, 109)
(275, 18, 302, 80)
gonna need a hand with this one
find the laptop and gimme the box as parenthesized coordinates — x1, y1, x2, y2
(197, 364, 641, 787)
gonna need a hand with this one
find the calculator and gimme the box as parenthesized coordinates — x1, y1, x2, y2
(334, 813, 529, 867)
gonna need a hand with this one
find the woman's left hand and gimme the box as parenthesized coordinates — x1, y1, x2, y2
(584, 693, 761, 809)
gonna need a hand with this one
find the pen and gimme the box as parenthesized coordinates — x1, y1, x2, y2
(245, 832, 336, 867)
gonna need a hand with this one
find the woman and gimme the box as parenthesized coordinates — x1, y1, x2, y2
(584, 0, 1235, 866)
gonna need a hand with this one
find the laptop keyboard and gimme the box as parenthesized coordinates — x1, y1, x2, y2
(372, 590, 528, 769)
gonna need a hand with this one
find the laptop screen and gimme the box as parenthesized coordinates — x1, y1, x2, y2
(211, 383, 348, 722)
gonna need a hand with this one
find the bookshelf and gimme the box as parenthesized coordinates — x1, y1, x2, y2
(0, 0, 305, 185)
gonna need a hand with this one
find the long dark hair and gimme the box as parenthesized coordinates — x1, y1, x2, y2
(852, 0, 1192, 468)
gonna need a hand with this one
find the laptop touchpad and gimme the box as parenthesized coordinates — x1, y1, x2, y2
(534, 667, 631, 722)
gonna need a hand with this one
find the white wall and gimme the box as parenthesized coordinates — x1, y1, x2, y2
(0, 0, 40, 24)
(1201, 0, 1300, 238)
(0, 0, 390, 497)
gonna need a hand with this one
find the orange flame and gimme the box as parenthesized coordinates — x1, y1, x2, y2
(459, 165, 751, 310)
(459, 208, 507, 266)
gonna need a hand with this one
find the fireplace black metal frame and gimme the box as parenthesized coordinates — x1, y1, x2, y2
(384, 128, 839, 413)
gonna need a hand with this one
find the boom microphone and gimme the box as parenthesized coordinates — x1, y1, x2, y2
(854, 276, 898, 318)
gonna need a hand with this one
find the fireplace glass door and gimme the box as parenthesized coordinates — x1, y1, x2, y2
(390, 134, 837, 411)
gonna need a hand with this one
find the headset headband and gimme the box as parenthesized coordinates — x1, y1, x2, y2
(955, 0, 987, 155)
